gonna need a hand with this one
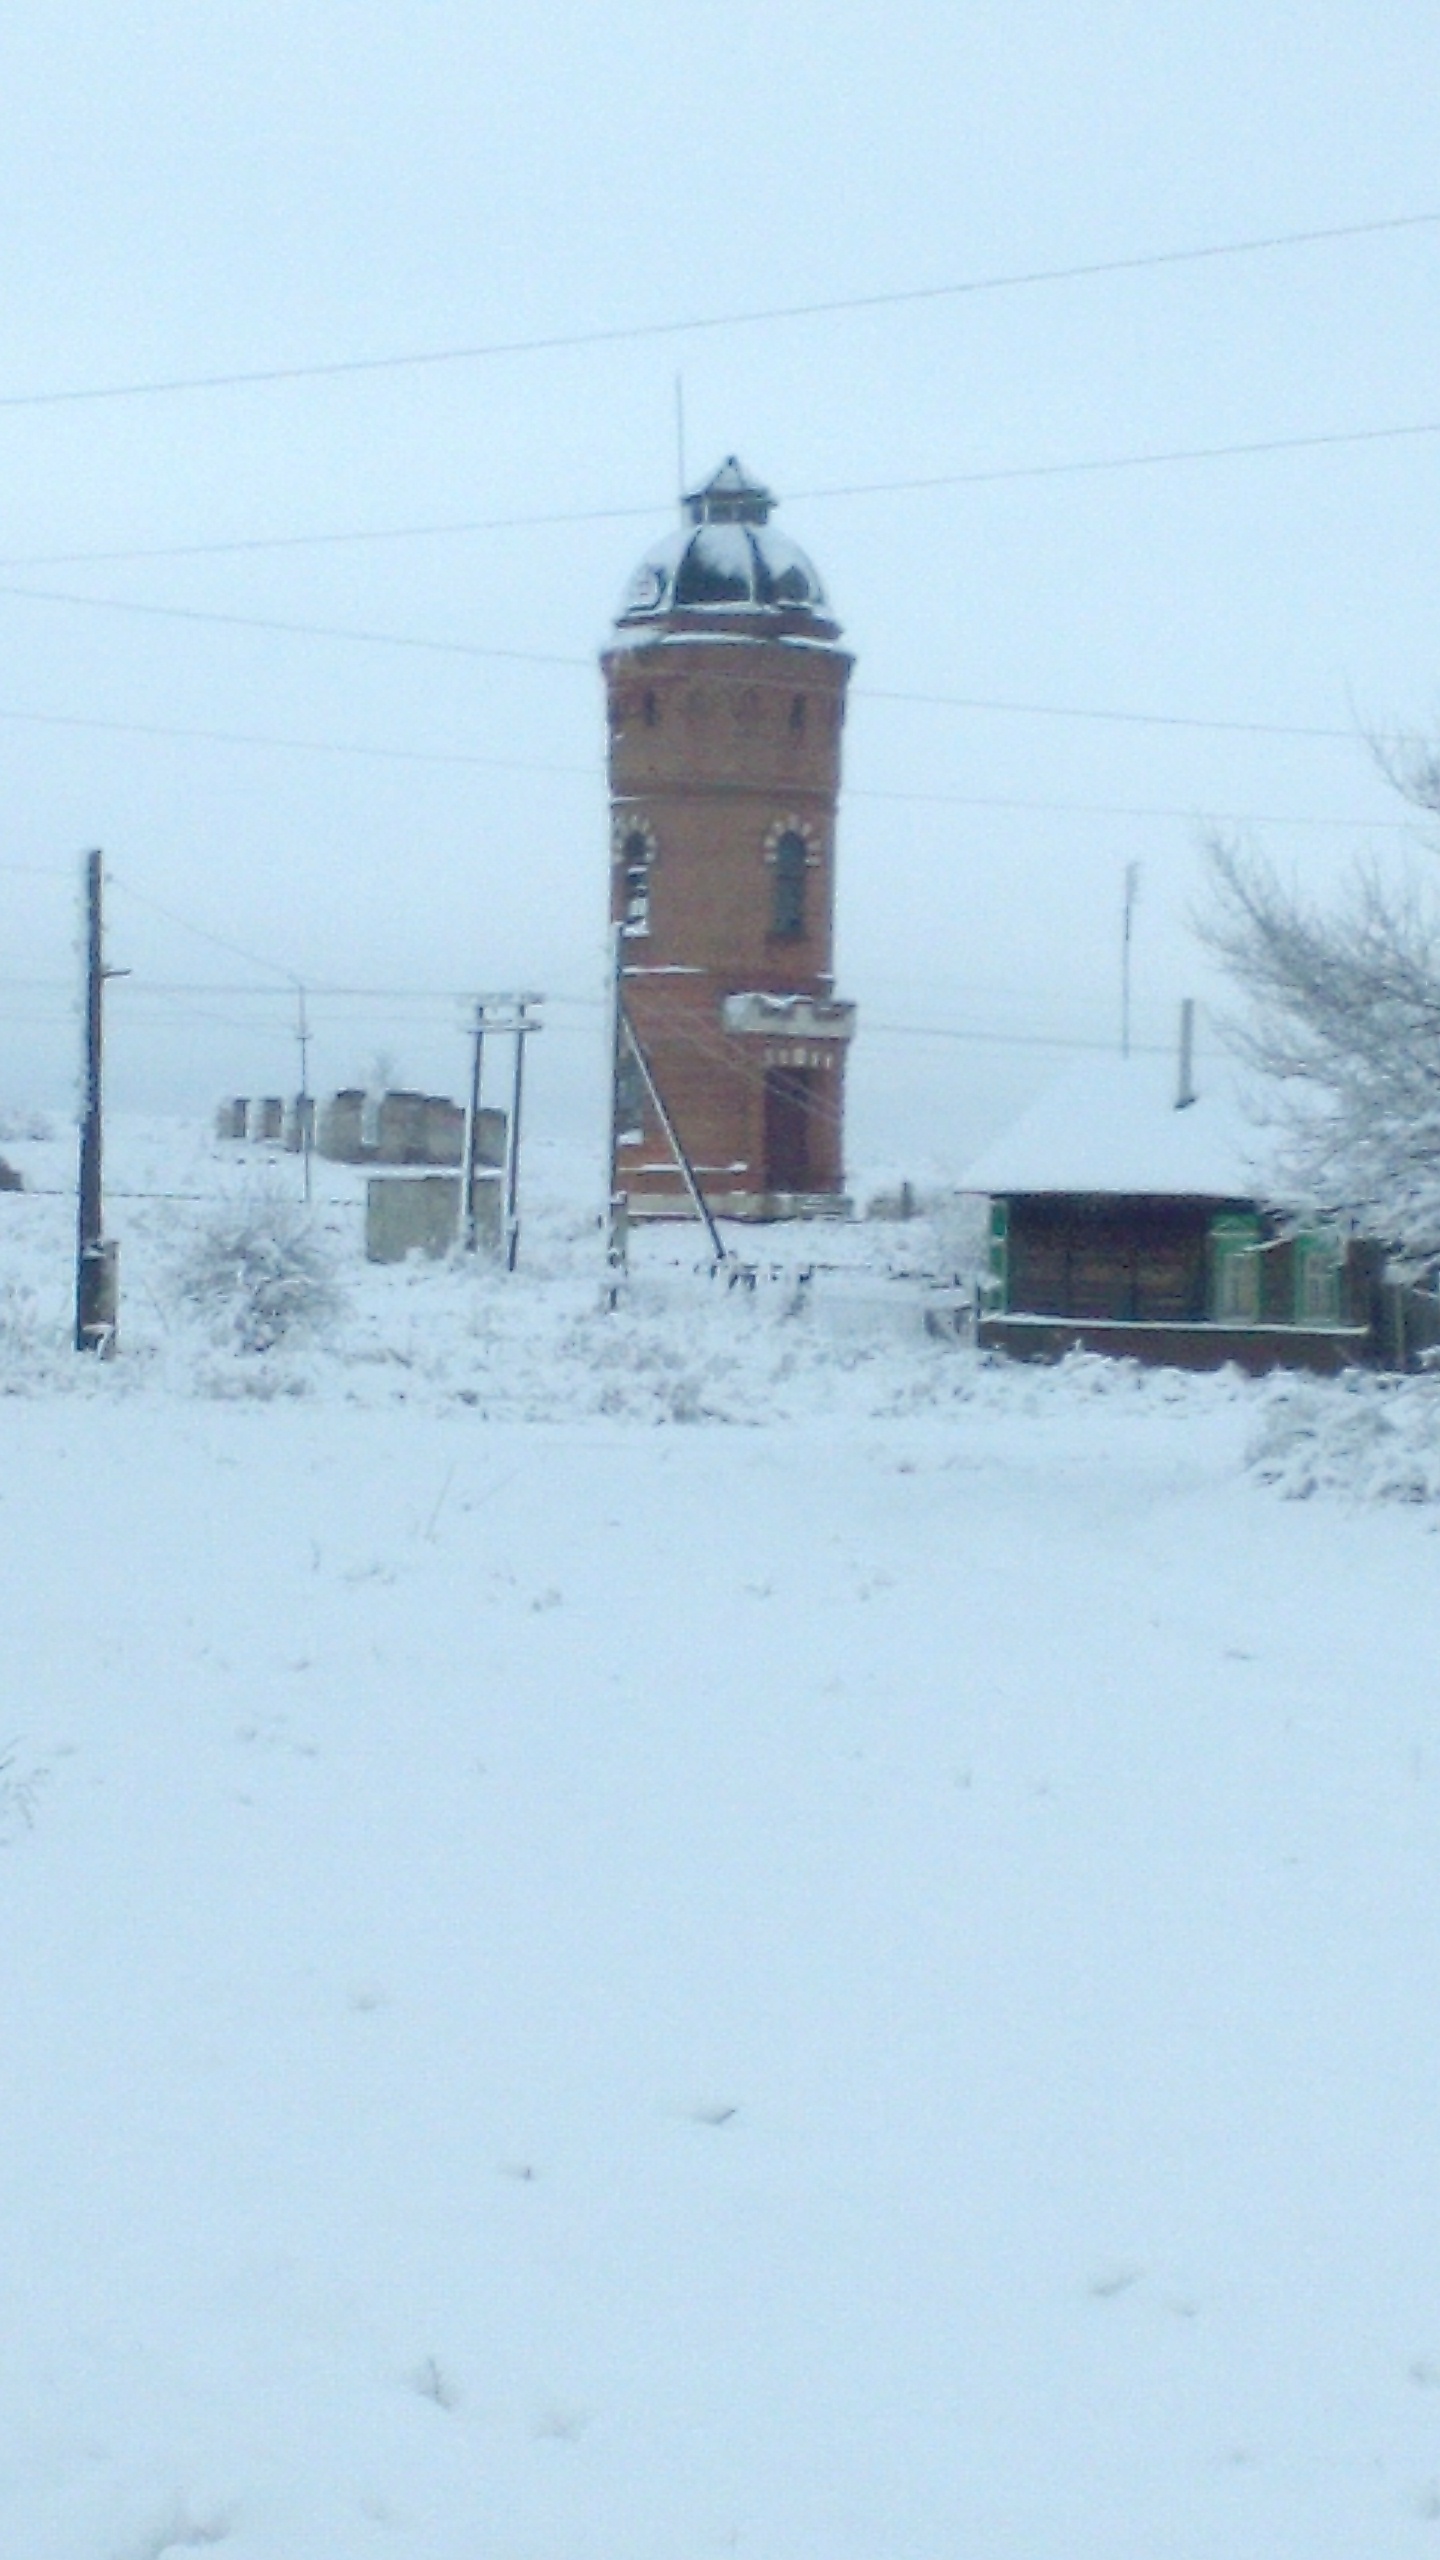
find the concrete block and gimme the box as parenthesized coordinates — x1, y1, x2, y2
(365, 1174, 462, 1263)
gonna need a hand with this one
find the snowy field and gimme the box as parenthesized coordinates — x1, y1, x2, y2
(4, 1122, 1440, 2557)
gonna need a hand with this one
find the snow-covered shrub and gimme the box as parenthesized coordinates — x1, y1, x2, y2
(171, 1196, 345, 1355)
(920, 1186, 989, 1283)
(0, 1274, 73, 1393)
(0, 1276, 40, 1355)
(1248, 1372, 1440, 1503)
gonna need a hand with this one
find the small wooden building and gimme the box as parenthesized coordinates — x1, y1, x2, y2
(959, 1057, 1376, 1373)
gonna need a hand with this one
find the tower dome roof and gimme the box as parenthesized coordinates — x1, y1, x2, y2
(615, 457, 839, 636)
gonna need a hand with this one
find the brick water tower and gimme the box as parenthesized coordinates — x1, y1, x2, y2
(602, 457, 856, 1221)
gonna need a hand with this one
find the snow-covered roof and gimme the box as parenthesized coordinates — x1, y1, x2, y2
(958, 1054, 1271, 1200)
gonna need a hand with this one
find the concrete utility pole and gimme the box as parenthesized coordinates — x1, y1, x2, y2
(459, 993, 542, 1265)
(75, 848, 120, 1352)
(295, 983, 314, 1202)
(502, 996, 541, 1273)
(461, 998, 487, 1251)
(1120, 860, 1141, 1058)
(1176, 995, 1197, 1109)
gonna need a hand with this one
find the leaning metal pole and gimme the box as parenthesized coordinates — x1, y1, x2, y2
(619, 1001, 726, 1266)
(605, 925, 630, 1288)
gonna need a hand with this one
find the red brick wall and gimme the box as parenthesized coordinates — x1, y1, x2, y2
(602, 630, 854, 1213)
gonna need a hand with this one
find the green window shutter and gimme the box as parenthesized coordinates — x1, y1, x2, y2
(1294, 1231, 1342, 1326)
(1209, 1213, 1261, 1321)
(987, 1198, 1010, 1309)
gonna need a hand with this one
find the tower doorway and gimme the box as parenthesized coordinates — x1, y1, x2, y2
(763, 1067, 816, 1193)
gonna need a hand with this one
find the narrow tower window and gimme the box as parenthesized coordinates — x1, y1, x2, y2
(770, 829, 808, 941)
(615, 1046, 646, 1142)
(789, 693, 807, 735)
(621, 827, 654, 935)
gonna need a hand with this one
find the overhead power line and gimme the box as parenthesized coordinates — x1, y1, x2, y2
(105, 972, 1201, 1064)
(858, 684, 1361, 742)
(0, 574, 1400, 751)
(0, 209, 1433, 411)
(0, 700, 599, 779)
(0, 503, 660, 573)
(7, 407, 1440, 579)
(848, 784, 1411, 831)
(799, 414, 1440, 501)
(0, 698, 1412, 830)
(107, 874, 308, 985)
(111, 979, 465, 1001)
(0, 580, 590, 669)
(860, 1018, 1210, 1055)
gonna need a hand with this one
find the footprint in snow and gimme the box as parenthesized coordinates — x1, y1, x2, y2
(534, 2403, 589, 2443)
(1087, 2264, 1143, 2300)
(409, 2355, 460, 2411)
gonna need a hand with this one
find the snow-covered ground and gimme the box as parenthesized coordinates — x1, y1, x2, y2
(3, 1122, 1440, 2557)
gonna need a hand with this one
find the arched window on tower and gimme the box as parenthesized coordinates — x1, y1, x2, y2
(621, 827, 654, 936)
(770, 829, 808, 941)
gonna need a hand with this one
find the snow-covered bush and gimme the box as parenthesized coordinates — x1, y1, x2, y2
(1248, 1372, 1440, 1503)
(170, 1196, 345, 1355)
(0, 1274, 73, 1393)
(0, 1277, 40, 1355)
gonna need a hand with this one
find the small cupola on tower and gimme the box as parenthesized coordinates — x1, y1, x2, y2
(601, 459, 857, 1224)
(687, 456, 774, 520)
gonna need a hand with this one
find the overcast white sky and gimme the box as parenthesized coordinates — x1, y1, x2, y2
(2, 1, 1437, 1175)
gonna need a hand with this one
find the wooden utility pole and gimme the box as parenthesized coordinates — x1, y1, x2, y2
(75, 848, 118, 1352)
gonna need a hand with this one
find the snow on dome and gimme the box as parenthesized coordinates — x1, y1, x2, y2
(614, 455, 838, 632)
